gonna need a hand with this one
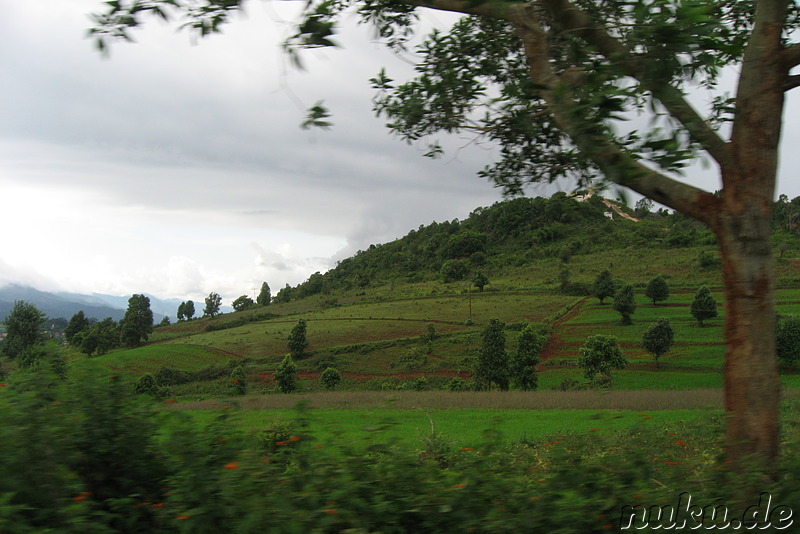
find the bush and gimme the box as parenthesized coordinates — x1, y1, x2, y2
(228, 366, 247, 395)
(275, 355, 299, 393)
(441, 259, 469, 282)
(320, 367, 341, 390)
(444, 376, 468, 391)
(134, 373, 159, 396)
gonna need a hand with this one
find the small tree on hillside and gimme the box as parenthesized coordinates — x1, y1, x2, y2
(229, 365, 247, 395)
(320, 367, 341, 390)
(288, 319, 309, 359)
(232, 295, 254, 312)
(204, 293, 222, 318)
(473, 318, 509, 391)
(612, 284, 637, 325)
(257, 281, 271, 306)
(578, 335, 627, 387)
(645, 276, 670, 306)
(511, 325, 545, 391)
(776, 316, 800, 366)
(65, 310, 90, 345)
(2, 301, 46, 360)
(184, 300, 195, 320)
(176, 302, 186, 321)
(274, 354, 298, 393)
(80, 318, 119, 357)
(691, 286, 718, 327)
(473, 271, 489, 292)
(120, 294, 154, 347)
(642, 318, 675, 369)
(592, 270, 615, 305)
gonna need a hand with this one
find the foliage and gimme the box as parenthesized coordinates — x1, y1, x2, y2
(257, 281, 271, 306)
(288, 318, 309, 358)
(474, 318, 509, 391)
(177, 301, 186, 321)
(204, 292, 222, 318)
(578, 334, 627, 385)
(444, 376, 467, 391)
(158, 315, 170, 327)
(472, 271, 489, 292)
(134, 372, 159, 396)
(441, 259, 469, 283)
(777, 316, 800, 366)
(612, 284, 637, 325)
(78, 317, 119, 356)
(120, 294, 154, 347)
(184, 300, 195, 320)
(229, 365, 247, 395)
(645, 275, 670, 305)
(65, 311, 90, 345)
(510, 324, 544, 390)
(2, 301, 46, 360)
(592, 270, 615, 305)
(320, 367, 341, 390)
(641, 318, 675, 369)
(275, 354, 299, 393)
(698, 250, 721, 269)
(232, 295, 255, 312)
(691, 285, 718, 326)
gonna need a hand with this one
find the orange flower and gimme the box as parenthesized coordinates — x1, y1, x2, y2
(0, 384, 6, 387)
(674, 440, 687, 446)
(460, 448, 474, 451)
(452, 484, 466, 488)
(73, 495, 87, 502)
(637, 413, 647, 417)
(667, 432, 678, 436)
(164, 399, 177, 403)
(664, 461, 683, 466)
(603, 523, 614, 530)
(176, 514, 190, 520)
(589, 428, 601, 431)
(276, 441, 287, 446)
(289, 435, 301, 442)
(152, 503, 166, 509)
(323, 509, 338, 514)
(224, 461, 239, 470)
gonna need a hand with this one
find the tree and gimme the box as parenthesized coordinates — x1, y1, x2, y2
(120, 294, 154, 347)
(474, 318, 509, 391)
(776, 316, 800, 366)
(634, 198, 654, 218)
(257, 282, 271, 306)
(229, 365, 247, 395)
(232, 295, 254, 312)
(288, 319, 309, 358)
(645, 276, 670, 306)
(592, 270, 615, 305)
(65, 310, 90, 345)
(320, 367, 342, 390)
(642, 318, 675, 369)
(274, 355, 298, 393)
(473, 271, 489, 292)
(511, 325, 544, 390)
(578, 335, 627, 386)
(612, 284, 636, 325)
(80, 318, 119, 357)
(204, 293, 222, 318)
(691, 286, 718, 327)
(158, 316, 171, 327)
(440, 259, 468, 283)
(176, 302, 186, 321)
(184, 300, 195, 320)
(2, 301, 46, 360)
(91, 0, 798, 467)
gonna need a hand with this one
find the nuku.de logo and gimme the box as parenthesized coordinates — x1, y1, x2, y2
(619, 492, 793, 530)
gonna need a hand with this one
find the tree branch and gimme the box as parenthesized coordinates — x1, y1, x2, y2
(784, 74, 800, 91)
(508, 4, 720, 228)
(781, 42, 800, 70)
(537, 0, 731, 168)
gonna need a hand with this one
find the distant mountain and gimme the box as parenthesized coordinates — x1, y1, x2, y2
(0, 284, 232, 322)
(0, 284, 126, 322)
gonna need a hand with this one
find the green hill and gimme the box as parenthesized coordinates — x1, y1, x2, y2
(68, 194, 800, 397)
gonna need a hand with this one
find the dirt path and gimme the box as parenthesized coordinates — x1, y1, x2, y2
(539, 297, 590, 363)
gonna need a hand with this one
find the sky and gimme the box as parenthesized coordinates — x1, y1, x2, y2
(2, 1, 800, 305)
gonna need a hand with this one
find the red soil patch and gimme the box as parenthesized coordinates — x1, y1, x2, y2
(538, 297, 589, 363)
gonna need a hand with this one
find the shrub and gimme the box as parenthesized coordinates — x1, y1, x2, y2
(275, 355, 298, 393)
(592, 270, 615, 304)
(441, 259, 469, 282)
(578, 335, 627, 386)
(645, 275, 670, 305)
(777, 316, 800, 365)
(413, 376, 429, 391)
(612, 284, 637, 325)
(320, 367, 341, 390)
(642, 318, 675, 369)
(288, 319, 309, 358)
(134, 373, 159, 396)
(444, 376, 468, 391)
(229, 366, 247, 396)
(691, 286, 718, 326)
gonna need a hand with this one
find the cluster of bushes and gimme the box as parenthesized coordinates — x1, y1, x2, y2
(2, 369, 799, 532)
(203, 312, 281, 332)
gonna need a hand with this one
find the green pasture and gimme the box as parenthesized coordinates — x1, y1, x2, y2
(72, 344, 234, 375)
(171, 406, 718, 451)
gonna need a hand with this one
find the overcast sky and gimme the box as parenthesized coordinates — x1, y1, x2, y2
(2, 1, 800, 305)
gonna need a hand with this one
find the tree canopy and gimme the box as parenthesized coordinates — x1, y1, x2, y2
(120, 294, 154, 347)
(2, 301, 46, 360)
(89, 0, 800, 466)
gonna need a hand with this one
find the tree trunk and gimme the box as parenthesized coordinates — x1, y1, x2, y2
(715, 196, 780, 467)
